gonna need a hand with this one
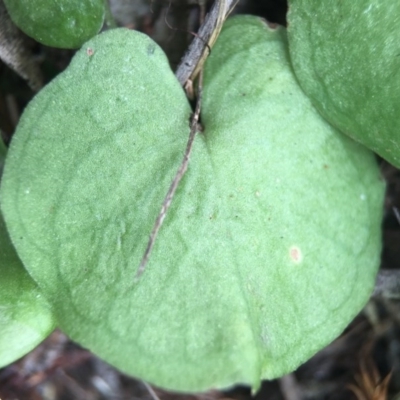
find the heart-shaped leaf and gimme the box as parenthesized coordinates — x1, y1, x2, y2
(287, 0, 400, 167)
(3, 0, 105, 48)
(0, 17, 384, 391)
(0, 145, 55, 368)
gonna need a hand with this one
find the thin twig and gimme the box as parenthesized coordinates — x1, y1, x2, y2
(175, 0, 238, 86)
(393, 206, 400, 224)
(278, 374, 303, 400)
(135, 74, 203, 280)
(142, 380, 161, 400)
(372, 269, 400, 299)
(135, 0, 225, 279)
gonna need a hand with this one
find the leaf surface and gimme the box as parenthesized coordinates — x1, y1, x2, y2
(287, 0, 400, 167)
(0, 146, 54, 368)
(0, 20, 384, 391)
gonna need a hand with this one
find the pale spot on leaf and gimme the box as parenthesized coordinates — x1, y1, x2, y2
(289, 246, 302, 263)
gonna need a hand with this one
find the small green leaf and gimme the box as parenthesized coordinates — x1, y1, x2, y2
(0, 19, 384, 391)
(3, 0, 105, 48)
(0, 214, 55, 368)
(0, 147, 55, 368)
(287, 0, 400, 167)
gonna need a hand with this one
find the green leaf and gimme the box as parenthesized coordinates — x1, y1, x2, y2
(287, 0, 400, 167)
(0, 147, 55, 368)
(0, 19, 384, 391)
(3, 0, 105, 48)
